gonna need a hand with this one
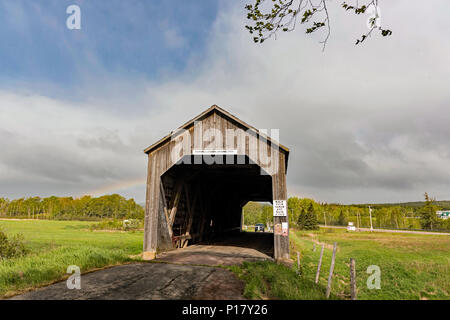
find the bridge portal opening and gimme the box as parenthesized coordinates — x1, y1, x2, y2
(157, 155, 274, 257)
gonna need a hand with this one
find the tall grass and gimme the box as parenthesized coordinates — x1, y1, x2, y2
(0, 220, 144, 297)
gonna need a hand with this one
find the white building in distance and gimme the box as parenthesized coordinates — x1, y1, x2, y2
(436, 211, 450, 219)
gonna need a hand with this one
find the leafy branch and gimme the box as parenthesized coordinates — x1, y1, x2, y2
(245, 0, 392, 50)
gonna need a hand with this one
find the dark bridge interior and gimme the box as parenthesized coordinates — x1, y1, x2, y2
(158, 155, 274, 256)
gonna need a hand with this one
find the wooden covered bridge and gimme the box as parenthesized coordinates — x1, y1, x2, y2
(143, 105, 290, 262)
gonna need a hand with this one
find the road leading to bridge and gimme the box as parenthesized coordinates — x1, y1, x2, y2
(11, 232, 273, 300)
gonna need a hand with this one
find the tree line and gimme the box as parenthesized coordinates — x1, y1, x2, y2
(244, 194, 450, 231)
(0, 194, 144, 221)
(2, 193, 448, 231)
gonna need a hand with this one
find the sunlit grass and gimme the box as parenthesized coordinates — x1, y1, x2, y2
(229, 260, 335, 300)
(289, 228, 450, 300)
(0, 220, 144, 297)
(231, 228, 449, 300)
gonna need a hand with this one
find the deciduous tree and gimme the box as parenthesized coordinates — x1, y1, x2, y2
(245, 0, 392, 50)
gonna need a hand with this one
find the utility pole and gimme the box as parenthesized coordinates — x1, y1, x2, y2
(369, 206, 374, 232)
(356, 211, 360, 231)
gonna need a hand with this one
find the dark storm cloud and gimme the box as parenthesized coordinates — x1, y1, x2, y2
(0, 128, 124, 183)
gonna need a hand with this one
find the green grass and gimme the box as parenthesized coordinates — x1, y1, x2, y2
(231, 228, 449, 300)
(289, 228, 450, 300)
(229, 261, 335, 300)
(1, 220, 448, 300)
(0, 220, 144, 298)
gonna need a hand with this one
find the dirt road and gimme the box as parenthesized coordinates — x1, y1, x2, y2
(11, 232, 273, 300)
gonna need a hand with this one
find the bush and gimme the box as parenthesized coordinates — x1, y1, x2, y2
(89, 219, 143, 231)
(122, 219, 142, 230)
(0, 230, 28, 260)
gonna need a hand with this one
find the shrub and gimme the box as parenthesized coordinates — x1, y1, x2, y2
(122, 219, 141, 230)
(89, 219, 143, 231)
(0, 230, 28, 260)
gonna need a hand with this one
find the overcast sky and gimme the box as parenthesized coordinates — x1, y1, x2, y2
(1, 0, 449, 204)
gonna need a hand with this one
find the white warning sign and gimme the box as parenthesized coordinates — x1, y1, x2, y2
(273, 200, 287, 217)
(282, 222, 288, 236)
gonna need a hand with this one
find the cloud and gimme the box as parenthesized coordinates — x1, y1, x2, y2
(135, 0, 450, 203)
(160, 20, 187, 49)
(0, 91, 148, 198)
(1, 0, 450, 204)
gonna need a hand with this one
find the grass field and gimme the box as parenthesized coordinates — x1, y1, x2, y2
(290, 228, 449, 299)
(1, 220, 449, 300)
(232, 228, 449, 300)
(0, 220, 144, 298)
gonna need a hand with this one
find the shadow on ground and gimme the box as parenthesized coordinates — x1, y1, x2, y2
(156, 231, 273, 266)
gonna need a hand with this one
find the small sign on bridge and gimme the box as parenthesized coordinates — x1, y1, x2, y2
(193, 149, 238, 155)
(273, 200, 287, 217)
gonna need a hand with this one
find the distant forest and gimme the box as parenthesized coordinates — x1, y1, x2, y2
(0, 194, 144, 220)
(1, 194, 449, 231)
(352, 201, 450, 210)
(244, 197, 450, 232)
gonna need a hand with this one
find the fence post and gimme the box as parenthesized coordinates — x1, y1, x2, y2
(315, 244, 325, 284)
(350, 258, 357, 300)
(326, 242, 337, 299)
(297, 251, 301, 274)
(313, 243, 316, 252)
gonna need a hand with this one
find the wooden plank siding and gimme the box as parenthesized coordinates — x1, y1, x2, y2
(143, 105, 290, 261)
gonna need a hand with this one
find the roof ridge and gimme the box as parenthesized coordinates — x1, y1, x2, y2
(144, 105, 289, 154)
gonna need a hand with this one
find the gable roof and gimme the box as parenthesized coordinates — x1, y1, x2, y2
(144, 105, 290, 157)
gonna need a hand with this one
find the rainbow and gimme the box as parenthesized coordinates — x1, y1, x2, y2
(83, 177, 146, 197)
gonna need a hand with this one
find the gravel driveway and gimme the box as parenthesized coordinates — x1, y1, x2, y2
(11, 237, 272, 300)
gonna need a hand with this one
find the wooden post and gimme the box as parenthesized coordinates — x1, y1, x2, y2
(143, 153, 159, 260)
(296, 251, 301, 274)
(315, 244, 325, 284)
(313, 243, 316, 252)
(326, 242, 337, 299)
(272, 152, 289, 261)
(160, 181, 172, 238)
(350, 258, 357, 300)
(169, 181, 183, 227)
(185, 184, 197, 238)
(356, 211, 360, 231)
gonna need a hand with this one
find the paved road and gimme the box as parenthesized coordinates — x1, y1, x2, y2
(11, 263, 246, 300)
(320, 225, 450, 235)
(11, 233, 273, 300)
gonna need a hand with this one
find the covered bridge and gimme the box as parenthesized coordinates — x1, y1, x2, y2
(143, 105, 290, 262)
